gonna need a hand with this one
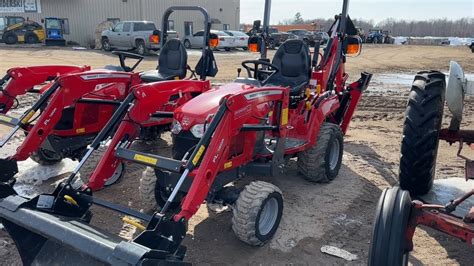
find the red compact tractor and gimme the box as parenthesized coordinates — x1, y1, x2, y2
(369, 62, 474, 265)
(0, 13, 219, 190)
(0, 1, 371, 265)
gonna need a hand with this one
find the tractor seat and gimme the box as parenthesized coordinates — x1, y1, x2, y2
(265, 39, 311, 96)
(140, 38, 188, 83)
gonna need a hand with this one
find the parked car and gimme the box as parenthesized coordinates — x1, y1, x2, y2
(287, 29, 318, 46)
(224, 30, 249, 50)
(246, 27, 296, 49)
(101, 21, 177, 55)
(314, 31, 330, 45)
(184, 30, 234, 51)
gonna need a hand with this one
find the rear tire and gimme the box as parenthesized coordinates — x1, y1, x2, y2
(78, 146, 125, 187)
(30, 148, 62, 166)
(225, 47, 231, 52)
(297, 122, 343, 183)
(369, 187, 412, 266)
(136, 40, 148, 56)
(399, 71, 445, 196)
(25, 32, 39, 44)
(3, 32, 18, 45)
(232, 181, 283, 246)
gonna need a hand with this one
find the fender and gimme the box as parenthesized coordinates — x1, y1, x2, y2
(0, 65, 91, 113)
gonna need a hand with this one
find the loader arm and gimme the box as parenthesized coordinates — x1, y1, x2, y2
(0, 65, 91, 113)
(8, 71, 140, 161)
(87, 80, 211, 190)
(174, 87, 290, 221)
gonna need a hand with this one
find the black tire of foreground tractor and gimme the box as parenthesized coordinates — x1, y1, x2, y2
(30, 148, 63, 166)
(297, 122, 343, 183)
(399, 71, 445, 196)
(78, 146, 125, 187)
(369, 187, 412, 266)
(232, 181, 283, 246)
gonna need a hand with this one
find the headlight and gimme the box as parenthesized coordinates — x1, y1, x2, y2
(190, 124, 205, 138)
(171, 120, 182, 135)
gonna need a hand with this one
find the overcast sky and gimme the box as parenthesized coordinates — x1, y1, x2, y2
(240, 0, 474, 24)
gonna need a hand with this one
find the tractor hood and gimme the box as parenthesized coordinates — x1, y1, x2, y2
(174, 82, 256, 131)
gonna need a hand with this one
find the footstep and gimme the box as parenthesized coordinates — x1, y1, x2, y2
(320, 245, 358, 261)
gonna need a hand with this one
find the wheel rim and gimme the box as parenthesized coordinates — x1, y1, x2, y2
(329, 138, 340, 171)
(185, 41, 190, 48)
(138, 44, 144, 54)
(103, 40, 110, 50)
(104, 163, 124, 186)
(258, 197, 279, 236)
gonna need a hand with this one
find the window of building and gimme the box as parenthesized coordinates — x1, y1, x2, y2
(184, 21, 193, 36)
(107, 18, 120, 25)
(123, 22, 131, 32)
(60, 18, 70, 35)
(168, 20, 175, 30)
(223, 24, 230, 30)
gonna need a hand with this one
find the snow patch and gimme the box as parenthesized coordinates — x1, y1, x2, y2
(421, 178, 474, 217)
(16, 158, 78, 185)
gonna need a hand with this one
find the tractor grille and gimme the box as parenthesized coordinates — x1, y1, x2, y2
(172, 131, 199, 160)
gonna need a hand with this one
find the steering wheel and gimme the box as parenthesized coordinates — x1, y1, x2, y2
(112, 51, 144, 72)
(241, 60, 280, 85)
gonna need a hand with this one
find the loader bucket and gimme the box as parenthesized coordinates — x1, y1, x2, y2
(0, 193, 189, 265)
(45, 39, 66, 46)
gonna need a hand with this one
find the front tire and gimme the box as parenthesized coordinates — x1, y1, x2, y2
(78, 146, 125, 187)
(297, 122, 343, 182)
(399, 71, 445, 196)
(369, 187, 412, 266)
(25, 32, 39, 44)
(102, 38, 112, 51)
(30, 148, 62, 166)
(184, 40, 191, 49)
(232, 181, 283, 246)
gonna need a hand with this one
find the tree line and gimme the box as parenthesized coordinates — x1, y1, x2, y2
(280, 13, 474, 37)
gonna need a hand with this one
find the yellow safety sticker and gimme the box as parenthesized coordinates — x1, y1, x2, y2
(281, 108, 289, 126)
(134, 154, 158, 165)
(76, 128, 86, 134)
(192, 145, 206, 166)
(0, 114, 13, 123)
(21, 110, 36, 124)
(224, 161, 233, 169)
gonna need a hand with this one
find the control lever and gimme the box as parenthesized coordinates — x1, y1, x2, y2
(237, 68, 242, 77)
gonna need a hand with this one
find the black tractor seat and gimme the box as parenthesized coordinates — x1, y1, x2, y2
(265, 39, 311, 96)
(140, 38, 188, 83)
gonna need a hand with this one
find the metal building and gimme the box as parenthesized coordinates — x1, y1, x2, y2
(0, 0, 240, 46)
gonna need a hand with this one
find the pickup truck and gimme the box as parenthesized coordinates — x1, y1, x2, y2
(101, 21, 177, 55)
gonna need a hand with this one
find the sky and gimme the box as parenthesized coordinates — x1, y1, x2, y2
(240, 0, 474, 24)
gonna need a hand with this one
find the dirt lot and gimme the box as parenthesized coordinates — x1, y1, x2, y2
(0, 44, 474, 265)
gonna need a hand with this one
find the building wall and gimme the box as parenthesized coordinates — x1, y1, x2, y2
(0, 0, 240, 46)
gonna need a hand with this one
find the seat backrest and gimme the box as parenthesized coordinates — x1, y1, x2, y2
(267, 39, 311, 95)
(158, 38, 188, 79)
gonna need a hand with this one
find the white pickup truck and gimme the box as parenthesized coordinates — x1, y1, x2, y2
(101, 21, 177, 55)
